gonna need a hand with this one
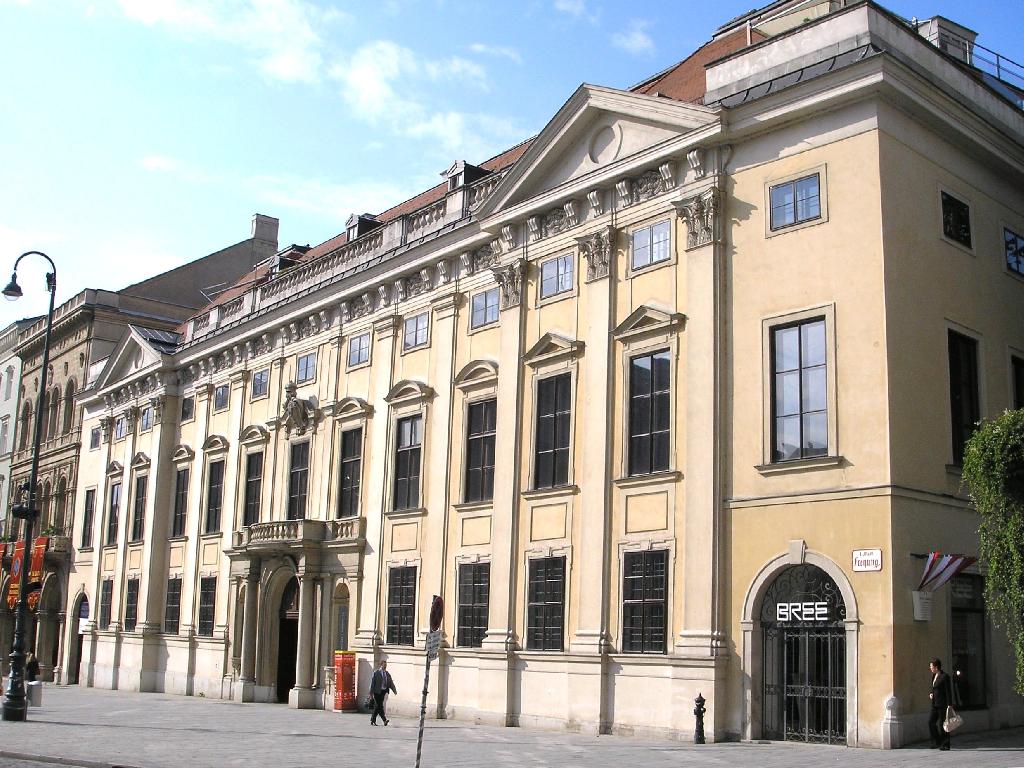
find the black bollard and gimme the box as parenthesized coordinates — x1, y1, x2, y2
(694, 692, 706, 744)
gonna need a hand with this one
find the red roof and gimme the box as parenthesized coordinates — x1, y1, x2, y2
(631, 27, 757, 103)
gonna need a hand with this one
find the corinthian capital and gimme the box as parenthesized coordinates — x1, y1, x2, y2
(576, 225, 615, 282)
(673, 186, 720, 250)
(490, 259, 526, 310)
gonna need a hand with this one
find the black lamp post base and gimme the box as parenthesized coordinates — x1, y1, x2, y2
(2, 702, 27, 721)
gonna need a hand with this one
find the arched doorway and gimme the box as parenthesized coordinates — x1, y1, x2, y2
(276, 578, 299, 703)
(69, 594, 89, 685)
(760, 564, 847, 745)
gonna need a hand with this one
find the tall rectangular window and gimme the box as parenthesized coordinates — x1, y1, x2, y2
(465, 399, 496, 502)
(106, 482, 121, 546)
(243, 451, 263, 526)
(81, 489, 95, 548)
(629, 351, 671, 475)
(197, 577, 216, 637)
(348, 331, 370, 367)
(386, 566, 416, 646)
(139, 406, 153, 431)
(457, 562, 490, 648)
(288, 442, 310, 520)
(164, 577, 182, 634)
(130, 475, 147, 542)
(296, 352, 316, 383)
(114, 417, 127, 440)
(171, 468, 189, 538)
(393, 415, 422, 510)
(631, 220, 671, 271)
(526, 556, 565, 651)
(214, 385, 229, 411)
(770, 174, 821, 230)
(338, 428, 362, 518)
(181, 396, 195, 422)
(89, 427, 101, 450)
(251, 368, 270, 399)
(205, 459, 225, 534)
(622, 549, 668, 654)
(470, 288, 500, 329)
(941, 191, 972, 248)
(949, 330, 980, 466)
(771, 318, 828, 462)
(99, 579, 113, 631)
(403, 313, 429, 351)
(534, 373, 571, 489)
(950, 574, 987, 709)
(0, 419, 9, 454)
(123, 578, 140, 633)
(540, 253, 573, 299)
(1006, 228, 1024, 276)
(1012, 356, 1024, 410)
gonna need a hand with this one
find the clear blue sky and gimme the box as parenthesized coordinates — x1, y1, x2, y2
(1, 0, 1021, 325)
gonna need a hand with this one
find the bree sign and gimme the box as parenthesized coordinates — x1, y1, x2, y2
(776, 601, 829, 622)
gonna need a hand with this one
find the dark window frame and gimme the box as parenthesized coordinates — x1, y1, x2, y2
(533, 373, 572, 489)
(539, 253, 574, 299)
(338, 428, 363, 519)
(205, 459, 225, 534)
(130, 474, 147, 542)
(941, 190, 973, 249)
(950, 573, 988, 710)
(139, 406, 153, 432)
(393, 415, 423, 511)
(1005, 228, 1024, 276)
(769, 173, 822, 231)
(164, 577, 182, 634)
(123, 578, 140, 633)
(180, 396, 195, 422)
(81, 488, 95, 549)
(1013, 355, 1024, 411)
(348, 331, 370, 367)
(171, 467, 189, 538)
(197, 577, 216, 637)
(464, 398, 496, 503)
(251, 368, 270, 399)
(621, 549, 668, 654)
(106, 482, 121, 546)
(296, 352, 317, 383)
(386, 566, 417, 646)
(470, 288, 500, 329)
(213, 385, 230, 412)
(628, 350, 671, 476)
(526, 556, 565, 651)
(948, 330, 981, 466)
(243, 451, 264, 527)
(287, 441, 310, 520)
(99, 579, 113, 631)
(89, 427, 101, 450)
(457, 562, 490, 648)
(403, 313, 429, 351)
(770, 317, 829, 462)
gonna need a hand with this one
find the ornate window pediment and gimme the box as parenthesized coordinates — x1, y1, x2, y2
(613, 305, 686, 342)
(172, 444, 195, 463)
(523, 332, 584, 368)
(240, 425, 270, 446)
(454, 360, 498, 391)
(333, 396, 373, 420)
(130, 452, 150, 471)
(385, 379, 434, 406)
(106, 461, 123, 476)
(202, 434, 229, 453)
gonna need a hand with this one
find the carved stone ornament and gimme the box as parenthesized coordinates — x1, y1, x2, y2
(281, 382, 315, 436)
(473, 242, 498, 272)
(577, 226, 615, 282)
(543, 207, 567, 237)
(615, 180, 631, 207)
(459, 251, 474, 275)
(674, 186, 720, 250)
(587, 189, 604, 216)
(99, 416, 113, 442)
(687, 147, 705, 179)
(500, 224, 516, 251)
(564, 200, 579, 228)
(149, 396, 164, 424)
(491, 259, 525, 309)
(632, 169, 666, 203)
(436, 259, 450, 284)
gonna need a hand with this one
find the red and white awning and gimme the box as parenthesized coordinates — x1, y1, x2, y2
(916, 552, 977, 592)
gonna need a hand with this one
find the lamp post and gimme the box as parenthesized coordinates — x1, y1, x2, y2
(1, 251, 57, 722)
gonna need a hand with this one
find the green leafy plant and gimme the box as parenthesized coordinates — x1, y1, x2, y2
(962, 408, 1024, 693)
(40, 525, 60, 537)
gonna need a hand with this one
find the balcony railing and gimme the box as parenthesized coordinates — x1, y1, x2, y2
(233, 517, 365, 550)
(12, 428, 82, 465)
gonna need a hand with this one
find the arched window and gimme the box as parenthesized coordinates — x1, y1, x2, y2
(18, 401, 31, 450)
(54, 476, 68, 532)
(63, 380, 76, 435)
(47, 387, 60, 440)
(4, 367, 12, 401)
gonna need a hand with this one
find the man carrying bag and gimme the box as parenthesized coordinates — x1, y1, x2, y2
(928, 658, 957, 750)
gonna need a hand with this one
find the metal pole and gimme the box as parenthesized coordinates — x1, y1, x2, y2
(2, 252, 57, 722)
(414, 652, 431, 768)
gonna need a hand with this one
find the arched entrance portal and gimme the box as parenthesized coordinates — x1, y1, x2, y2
(761, 564, 847, 745)
(69, 594, 89, 685)
(276, 578, 299, 703)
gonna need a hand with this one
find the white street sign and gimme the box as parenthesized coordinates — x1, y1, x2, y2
(425, 629, 442, 659)
(852, 548, 883, 572)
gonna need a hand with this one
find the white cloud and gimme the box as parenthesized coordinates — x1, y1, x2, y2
(469, 43, 523, 64)
(612, 19, 655, 56)
(115, 0, 344, 83)
(137, 154, 216, 184)
(253, 174, 415, 221)
(553, 0, 598, 24)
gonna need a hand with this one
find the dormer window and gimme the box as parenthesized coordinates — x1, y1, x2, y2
(448, 173, 463, 192)
(345, 213, 382, 242)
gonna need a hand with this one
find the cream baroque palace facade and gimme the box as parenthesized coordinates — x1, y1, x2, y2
(39, 1, 1024, 750)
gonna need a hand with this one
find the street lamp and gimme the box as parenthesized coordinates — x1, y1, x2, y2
(1, 251, 57, 722)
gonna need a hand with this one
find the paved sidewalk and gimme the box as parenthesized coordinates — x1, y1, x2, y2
(0, 686, 1021, 768)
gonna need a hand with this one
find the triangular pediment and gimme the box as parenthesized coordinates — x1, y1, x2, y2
(130, 452, 150, 470)
(478, 84, 717, 217)
(523, 332, 584, 367)
(106, 461, 123, 476)
(613, 305, 686, 341)
(94, 326, 167, 391)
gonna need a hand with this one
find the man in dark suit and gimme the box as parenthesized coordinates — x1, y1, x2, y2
(369, 659, 397, 726)
(928, 658, 952, 750)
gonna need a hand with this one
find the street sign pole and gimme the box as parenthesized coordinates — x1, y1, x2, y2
(415, 595, 443, 768)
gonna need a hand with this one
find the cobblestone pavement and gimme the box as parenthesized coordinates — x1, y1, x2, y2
(0, 686, 1021, 768)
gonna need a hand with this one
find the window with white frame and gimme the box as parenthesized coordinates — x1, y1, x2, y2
(251, 368, 270, 399)
(770, 174, 821, 231)
(214, 385, 229, 411)
(0, 418, 8, 455)
(296, 352, 316, 383)
(631, 220, 671, 271)
(140, 406, 153, 432)
(770, 317, 828, 462)
(114, 416, 127, 440)
(539, 253, 573, 299)
(471, 288, 499, 329)
(403, 313, 429, 351)
(90, 427, 101, 450)
(348, 332, 370, 367)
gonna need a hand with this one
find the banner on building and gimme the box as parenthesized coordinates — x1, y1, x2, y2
(916, 551, 977, 592)
(334, 651, 356, 711)
(24, 536, 48, 612)
(6, 541, 24, 610)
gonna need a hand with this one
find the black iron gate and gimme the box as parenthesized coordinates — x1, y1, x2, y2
(761, 565, 848, 745)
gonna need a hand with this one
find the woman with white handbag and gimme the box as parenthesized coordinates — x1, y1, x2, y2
(928, 658, 956, 750)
